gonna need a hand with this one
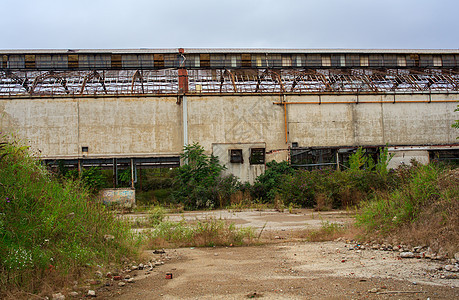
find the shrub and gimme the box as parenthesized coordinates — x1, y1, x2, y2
(0, 136, 136, 295)
(172, 143, 240, 210)
(64, 166, 106, 193)
(356, 163, 444, 233)
(250, 160, 294, 202)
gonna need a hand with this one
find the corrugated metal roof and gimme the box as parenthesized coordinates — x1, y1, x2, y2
(0, 48, 458, 55)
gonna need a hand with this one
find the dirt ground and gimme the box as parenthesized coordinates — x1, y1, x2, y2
(98, 209, 458, 299)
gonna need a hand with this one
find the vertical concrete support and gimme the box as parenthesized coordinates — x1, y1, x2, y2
(183, 95, 188, 147)
(113, 158, 118, 188)
(336, 151, 340, 171)
(77, 159, 81, 176)
(283, 102, 288, 144)
(130, 158, 135, 189)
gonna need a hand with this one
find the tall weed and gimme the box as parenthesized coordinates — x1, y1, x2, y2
(0, 136, 137, 294)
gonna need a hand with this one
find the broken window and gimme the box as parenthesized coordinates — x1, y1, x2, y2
(250, 148, 265, 165)
(230, 149, 243, 163)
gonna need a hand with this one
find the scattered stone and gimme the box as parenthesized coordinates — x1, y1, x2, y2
(445, 265, 459, 272)
(106, 272, 112, 278)
(103, 234, 115, 241)
(87, 290, 96, 297)
(153, 249, 165, 254)
(138, 263, 144, 270)
(454, 252, 459, 261)
(124, 275, 131, 279)
(68, 291, 79, 297)
(52, 292, 65, 300)
(246, 291, 263, 298)
(95, 270, 103, 278)
(400, 252, 415, 258)
(89, 280, 101, 285)
(113, 275, 122, 281)
(131, 265, 138, 270)
(127, 278, 135, 283)
(118, 282, 126, 287)
(368, 288, 379, 293)
(214, 253, 219, 256)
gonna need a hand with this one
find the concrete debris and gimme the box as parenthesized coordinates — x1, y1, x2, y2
(400, 252, 415, 258)
(444, 265, 459, 272)
(52, 293, 65, 300)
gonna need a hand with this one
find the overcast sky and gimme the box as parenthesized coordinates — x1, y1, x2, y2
(1, 0, 458, 50)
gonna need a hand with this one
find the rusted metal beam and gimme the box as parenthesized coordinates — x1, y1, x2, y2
(80, 71, 107, 95)
(131, 70, 144, 94)
(1, 68, 458, 96)
(224, 69, 238, 93)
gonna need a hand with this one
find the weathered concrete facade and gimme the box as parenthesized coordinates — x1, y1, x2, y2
(0, 93, 458, 181)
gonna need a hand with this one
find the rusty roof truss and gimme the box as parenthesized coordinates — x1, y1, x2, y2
(1, 68, 458, 97)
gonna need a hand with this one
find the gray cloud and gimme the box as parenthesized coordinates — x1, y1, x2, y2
(1, 0, 458, 49)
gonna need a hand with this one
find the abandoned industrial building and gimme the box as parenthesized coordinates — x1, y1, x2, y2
(0, 48, 458, 184)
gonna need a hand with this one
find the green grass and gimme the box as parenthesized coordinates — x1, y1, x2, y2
(355, 163, 458, 255)
(0, 137, 137, 295)
(144, 215, 256, 248)
(356, 164, 442, 232)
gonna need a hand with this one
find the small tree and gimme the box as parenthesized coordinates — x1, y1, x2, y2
(172, 143, 228, 209)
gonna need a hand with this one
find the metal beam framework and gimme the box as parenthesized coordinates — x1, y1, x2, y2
(1, 68, 458, 97)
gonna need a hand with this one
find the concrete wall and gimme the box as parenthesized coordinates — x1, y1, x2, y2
(212, 143, 266, 184)
(0, 93, 458, 166)
(0, 97, 183, 158)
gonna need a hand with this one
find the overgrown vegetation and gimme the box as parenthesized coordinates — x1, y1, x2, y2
(0, 136, 137, 296)
(172, 143, 241, 210)
(356, 162, 459, 254)
(142, 206, 255, 248)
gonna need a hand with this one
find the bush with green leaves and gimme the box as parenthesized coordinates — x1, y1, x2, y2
(0, 135, 136, 294)
(250, 160, 295, 202)
(172, 143, 240, 210)
(276, 147, 395, 209)
(64, 166, 106, 192)
(356, 163, 450, 233)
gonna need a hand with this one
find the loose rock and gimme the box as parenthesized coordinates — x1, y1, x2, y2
(400, 252, 415, 258)
(52, 292, 65, 300)
(87, 290, 96, 297)
(445, 265, 459, 272)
